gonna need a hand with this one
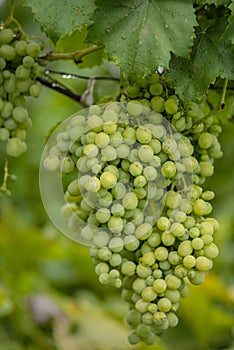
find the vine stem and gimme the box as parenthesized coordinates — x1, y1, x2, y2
(1, 158, 11, 195)
(40, 45, 104, 63)
(3, 0, 26, 38)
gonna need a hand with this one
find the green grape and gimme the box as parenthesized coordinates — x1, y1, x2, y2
(151, 96, 165, 113)
(108, 217, 124, 234)
(127, 100, 144, 116)
(149, 82, 163, 96)
(157, 297, 172, 313)
(100, 171, 117, 189)
(0, 29, 14, 44)
(43, 154, 60, 171)
(161, 161, 177, 178)
(26, 41, 41, 57)
(15, 65, 31, 80)
(135, 223, 153, 240)
(6, 137, 26, 157)
(95, 208, 111, 223)
(165, 98, 178, 114)
(136, 126, 152, 144)
(121, 261, 136, 276)
(198, 132, 213, 149)
(0, 44, 16, 61)
(154, 247, 168, 262)
(153, 278, 167, 293)
(93, 231, 110, 248)
(0, 126, 9, 140)
(29, 83, 41, 97)
(12, 106, 29, 123)
(138, 145, 154, 162)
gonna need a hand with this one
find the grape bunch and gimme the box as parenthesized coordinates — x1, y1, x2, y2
(0, 27, 44, 161)
(43, 72, 220, 345)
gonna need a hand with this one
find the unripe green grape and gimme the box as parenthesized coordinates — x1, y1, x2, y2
(16, 78, 32, 93)
(138, 144, 154, 162)
(12, 106, 29, 123)
(29, 83, 41, 98)
(129, 161, 143, 176)
(103, 120, 117, 134)
(15, 65, 31, 80)
(154, 246, 168, 261)
(26, 41, 41, 57)
(151, 96, 165, 113)
(22, 55, 35, 68)
(4, 118, 17, 130)
(43, 154, 60, 171)
(188, 270, 205, 285)
(0, 44, 16, 60)
(199, 161, 214, 177)
(192, 237, 204, 250)
(168, 251, 182, 265)
(107, 216, 124, 234)
(203, 243, 219, 259)
(195, 256, 212, 271)
(143, 166, 157, 181)
(109, 253, 122, 266)
(1, 101, 13, 118)
(133, 278, 147, 294)
(193, 199, 212, 216)
(174, 264, 188, 278)
(0, 57, 6, 71)
(201, 234, 213, 245)
(161, 231, 175, 246)
(198, 132, 213, 149)
(0, 127, 10, 140)
(111, 203, 125, 217)
(59, 157, 74, 174)
(161, 161, 176, 178)
(0, 29, 14, 44)
(127, 100, 143, 116)
(4, 75, 16, 93)
(134, 175, 147, 188)
(135, 223, 152, 240)
(170, 222, 185, 238)
(165, 98, 178, 114)
(153, 278, 167, 293)
(93, 231, 110, 248)
(124, 235, 140, 251)
(165, 191, 182, 209)
(141, 251, 155, 266)
(6, 137, 26, 157)
(15, 40, 28, 56)
(97, 247, 112, 261)
(164, 289, 181, 303)
(116, 143, 130, 158)
(136, 264, 152, 279)
(147, 233, 161, 248)
(122, 126, 136, 145)
(157, 297, 172, 312)
(183, 255, 196, 269)
(162, 138, 177, 155)
(178, 240, 193, 257)
(99, 272, 110, 284)
(100, 171, 117, 189)
(141, 286, 157, 302)
(157, 216, 170, 231)
(149, 82, 163, 96)
(122, 192, 138, 210)
(95, 132, 110, 148)
(121, 261, 136, 276)
(95, 208, 111, 223)
(136, 126, 152, 144)
(149, 138, 161, 154)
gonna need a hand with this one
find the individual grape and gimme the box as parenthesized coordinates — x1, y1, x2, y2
(149, 83, 163, 96)
(43, 154, 60, 171)
(195, 256, 212, 271)
(26, 41, 41, 58)
(0, 29, 14, 44)
(127, 100, 144, 116)
(157, 298, 172, 313)
(165, 98, 178, 114)
(161, 161, 177, 178)
(138, 145, 154, 162)
(136, 126, 152, 144)
(95, 208, 111, 223)
(100, 171, 117, 189)
(6, 137, 26, 157)
(0, 127, 10, 140)
(0, 44, 16, 61)
(153, 278, 167, 293)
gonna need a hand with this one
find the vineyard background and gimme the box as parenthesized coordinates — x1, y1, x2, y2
(0, 1, 234, 350)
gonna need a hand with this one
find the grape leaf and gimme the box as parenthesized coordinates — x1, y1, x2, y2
(166, 17, 234, 102)
(24, 0, 96, 43)
(224, 2, 234, 43)
(194, 0, 231, 5)
(87, 0, 196, 82)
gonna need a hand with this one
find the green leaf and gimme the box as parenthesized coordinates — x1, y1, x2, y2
(24, 0, 96, 43)
(166, 17, 234, 102)
(224, 2, 234, 43)
(194, 0, 231, 5)
(88, 0, 196, 82)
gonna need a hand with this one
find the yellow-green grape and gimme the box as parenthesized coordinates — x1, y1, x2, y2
(127, 100, 144, 116)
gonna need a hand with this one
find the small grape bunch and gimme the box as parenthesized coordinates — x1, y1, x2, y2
(0, 26, 44, 160)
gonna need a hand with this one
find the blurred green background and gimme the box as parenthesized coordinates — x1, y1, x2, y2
(0, 1, 234, 349)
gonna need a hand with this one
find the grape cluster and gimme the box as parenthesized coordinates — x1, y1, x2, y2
(43, 78, 220, 345)
(0, 27, 43, 159)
